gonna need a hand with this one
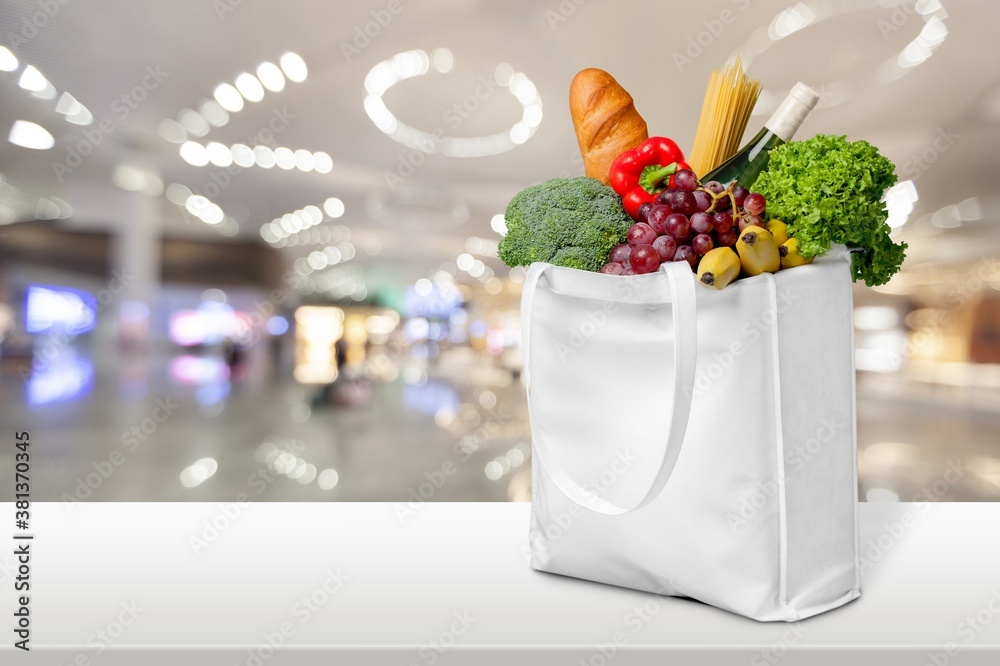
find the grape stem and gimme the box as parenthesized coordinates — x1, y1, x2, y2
(700, 181, 738, 216)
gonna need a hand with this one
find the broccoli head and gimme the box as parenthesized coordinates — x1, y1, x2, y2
(498, 177, 631, 272)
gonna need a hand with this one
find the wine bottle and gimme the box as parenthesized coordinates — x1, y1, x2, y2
(702, 82, 820, 189)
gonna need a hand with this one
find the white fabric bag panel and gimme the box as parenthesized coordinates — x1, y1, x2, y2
(521, 261, 697, 515)
(523, 254, 860, 622)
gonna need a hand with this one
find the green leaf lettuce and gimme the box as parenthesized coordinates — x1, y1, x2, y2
(753, 134, 907, 286)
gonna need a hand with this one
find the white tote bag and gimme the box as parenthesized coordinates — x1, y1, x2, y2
(522, 252, 861, 622)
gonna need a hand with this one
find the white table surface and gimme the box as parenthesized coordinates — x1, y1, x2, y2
(2, 502, 999, 665)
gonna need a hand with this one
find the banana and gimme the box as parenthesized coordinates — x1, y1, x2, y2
(736, 225, 780, 276)
(697, 247, 741, 290)
(779, 237, 813, 269)
(765, 219, 789, 246)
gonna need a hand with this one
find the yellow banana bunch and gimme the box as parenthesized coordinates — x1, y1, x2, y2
(694, 222, 812, 290)
(697, 247, 741, 290)
(765, 219, 788, 246)
(736, 226, 780, 276)
(779, 237, 813, 269)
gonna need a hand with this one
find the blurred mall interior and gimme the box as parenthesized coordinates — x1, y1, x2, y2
(0, 0, 998, 502)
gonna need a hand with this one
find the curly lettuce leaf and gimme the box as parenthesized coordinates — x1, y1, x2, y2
(753, 134, 906, 286)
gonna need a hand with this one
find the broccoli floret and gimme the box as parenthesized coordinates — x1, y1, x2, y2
(498, 177, 631, 272)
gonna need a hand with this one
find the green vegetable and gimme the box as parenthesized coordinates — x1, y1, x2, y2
(498, 177, 631, 272)
(752, 134, 906, 286)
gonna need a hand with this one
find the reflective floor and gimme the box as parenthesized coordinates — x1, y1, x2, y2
(0, 345, 532, 503)
(1, 346, 999, 502)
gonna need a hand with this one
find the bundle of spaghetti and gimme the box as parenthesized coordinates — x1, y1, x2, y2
(687, 56, 761, 178)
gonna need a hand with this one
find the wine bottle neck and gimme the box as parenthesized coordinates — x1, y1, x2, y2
(764, 84, 820, 142)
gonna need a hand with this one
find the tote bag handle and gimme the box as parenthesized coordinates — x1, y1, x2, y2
(521, 261, 698, 516)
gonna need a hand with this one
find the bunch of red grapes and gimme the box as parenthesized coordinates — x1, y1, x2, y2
(601, 169, 767, 275)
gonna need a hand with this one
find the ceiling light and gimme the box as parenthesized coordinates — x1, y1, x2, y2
(260, 224, 279, 243)
(158, 119, 187, 144)
(179, 141, 210, 166)
(202, 203, 224, 225)
(323, 197, 345, 218)
(231, 143, 254, 167)
(280, 52, 308, 82)
(18, 65, 48, 92)
(391, 50, 428, 79)
(294, 149, 314, 171)
(50, 196, 72, 218)
(8, 120, 54, 150)
(0, 45, 17, 72)
(512, 79, 538, 105)
(274, 147, 295, 170)
(523, 103, 543, 128)
(32, 81, 57, 100)
(954, 197, 981, 221)
(235, 73, 265, 102)
(303, 205, 323, 224)
(199, 99, 229, 127)
(253, 145, 275, 168)
(185, 194, 209, 215)
(55, 92, 81, 115)
(206, 142, 233, 167)
(322, 245, 342, 264)
(213, 83, 244, 112)
(431, 48, 454, 73)
(35, 198, 60, 220)
(64, 106, 93, 126)
(744, 3, 946, 111)
(491, 214, 507, 235)
(509, 123, 530, 145)
(494, 62, 514, 87)
(256, 61, 285, 92)
(308, 251, 328, 270)
(930, 207, 960, 229)
(363, 95, 396, 132)
(883, 180, 918, 229)
(313, 151, 333, 174)
(166, 183, 192, 205)
(916, 0, 946, 16)
(364, 61, 396, 96)
(363, 50, 542, 156)
(918, 15, 948, 46)
(898, 16, 948, 69)
(113, 165, 150, 192)
(768, 3, 817, 40)
(179, 108, 209, 137)
(55, 93, 93, 125)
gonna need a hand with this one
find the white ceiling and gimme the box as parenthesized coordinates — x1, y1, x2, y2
(1, 0, 998, 286)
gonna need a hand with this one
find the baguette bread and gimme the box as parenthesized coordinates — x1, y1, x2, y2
(569, 68, 648, 184)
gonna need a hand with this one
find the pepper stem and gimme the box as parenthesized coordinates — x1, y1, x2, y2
(638, 162, 678, 194)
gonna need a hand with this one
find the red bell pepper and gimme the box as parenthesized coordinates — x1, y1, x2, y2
(609, 137, 691, 220)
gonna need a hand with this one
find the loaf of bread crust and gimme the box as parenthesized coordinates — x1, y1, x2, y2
(569, 69, 648, 184)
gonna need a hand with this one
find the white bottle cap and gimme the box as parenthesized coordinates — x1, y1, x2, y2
(764, 82, 820, 142)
